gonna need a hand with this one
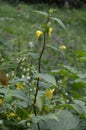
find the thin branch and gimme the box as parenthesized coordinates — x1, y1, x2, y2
(33, 32, 46, 130)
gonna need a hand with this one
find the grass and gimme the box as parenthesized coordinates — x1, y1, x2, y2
(0, 2, 86, 71)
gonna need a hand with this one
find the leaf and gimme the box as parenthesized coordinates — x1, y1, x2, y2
(70, 100, 86, 115)
(12, 90, 28, 102)
(63, 65, 77, 74)
(46, 45, 59, 51)
(37, 94, 43, 111)
(46, 110, 79, 130)
(57, 110, 79, 130)
(0, 88, 9, 95)
(36, 73, 56, 86)
(15, 101, 28, 108)
(79, 56, 86, 62)
(72, 79, 86, 86)
(33, 10, 48, 17)
(50, 69, 60, 74)
(29, 52, 38, 59)
(0, 17, 14, 21)
(50, 17, 66, 29)
(44, 113, 58, 121)
(18, 119, 27, 125)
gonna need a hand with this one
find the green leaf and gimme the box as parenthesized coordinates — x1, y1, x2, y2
(33, 10, 48, 17)
(50, 69, 60, 74)
(50, 17, 66, 29)
(46, 45, 59, 51)
(63, 65, 77, 74)
(18, 119, 27, 125)
(0, 88, 9, 95)
(46, 110, 79, 130)
(36, 73, 56, 86)
(29, 52, 38, 59)
(15, 101, 28, 108)
(12, 90, 28, 102)
(79, 56, 86, 62)
(44, 113, 58, 121)
(72, 79, 86, 86)
(70, 100, 86, 116)
(37, 95, 43, 111)
(0, 17, 14, 21)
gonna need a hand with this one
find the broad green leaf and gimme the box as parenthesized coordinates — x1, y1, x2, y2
(36, 73, 56, 86)
(18, 119, 27, 125)
(0, 88, 9, 95)
(50, 17, 66, 29)
(15, 101, 28, 108)
(78, 73, 86, 79)
(72, 79, 86, 87)
(33, 10, 48, 17)
(37, 95, 43, 111)
(46, 110, 79, 130)
(46, 45, 59, 51)
(4, 90, 13, 102)
(63, 65, 77, 74)
(12, 90, 28, 102)
(50, 69, 60, 74)
(70, 100, 86, 116)
(44, 113, 58, 121)
(29, 52, 38, 59)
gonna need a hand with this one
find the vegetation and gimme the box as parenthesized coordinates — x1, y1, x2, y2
(1, 0, 86, 7)
(0, 2, 86, 130)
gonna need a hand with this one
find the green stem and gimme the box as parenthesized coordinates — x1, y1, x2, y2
(33, 32, 46, 130)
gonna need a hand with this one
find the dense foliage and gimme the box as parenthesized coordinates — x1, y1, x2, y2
(1, 0, 86, 7)
(0, 3, 86, 130)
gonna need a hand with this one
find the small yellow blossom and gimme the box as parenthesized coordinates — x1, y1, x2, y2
(48, 27, 53, 37)
(16, 83, 24, 90)
(45, 89, 55, 99)
(36, 30, 43, 39)
(7, 112, 16, 118)
(44, 106, 50, 112)
(59, 45, 67, 50)
(0, 99, 3, 105)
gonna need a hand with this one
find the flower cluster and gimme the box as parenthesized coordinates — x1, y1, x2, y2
(16, 83, 24, 90)
(36, 22, 53, 39)
(7, 112, 16, 118)
(59, 45, 67, 50)
(45, 89, 55, 99)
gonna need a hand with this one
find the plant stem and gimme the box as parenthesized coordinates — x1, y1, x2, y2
(33, 32, 46, 130)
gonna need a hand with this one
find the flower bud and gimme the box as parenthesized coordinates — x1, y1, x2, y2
(36, 30, 43, 39)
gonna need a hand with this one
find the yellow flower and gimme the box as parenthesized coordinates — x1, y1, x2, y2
(45, 89, 55, 99)
(59, 45, 67, 50)
(44, 106, 50, 112)
(0, 99, 3, 105)
(16, 83, 24, 90)
(48, 27, 53, 37)
(7, 112, 16, 118)
(36, 30, 43, 39)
